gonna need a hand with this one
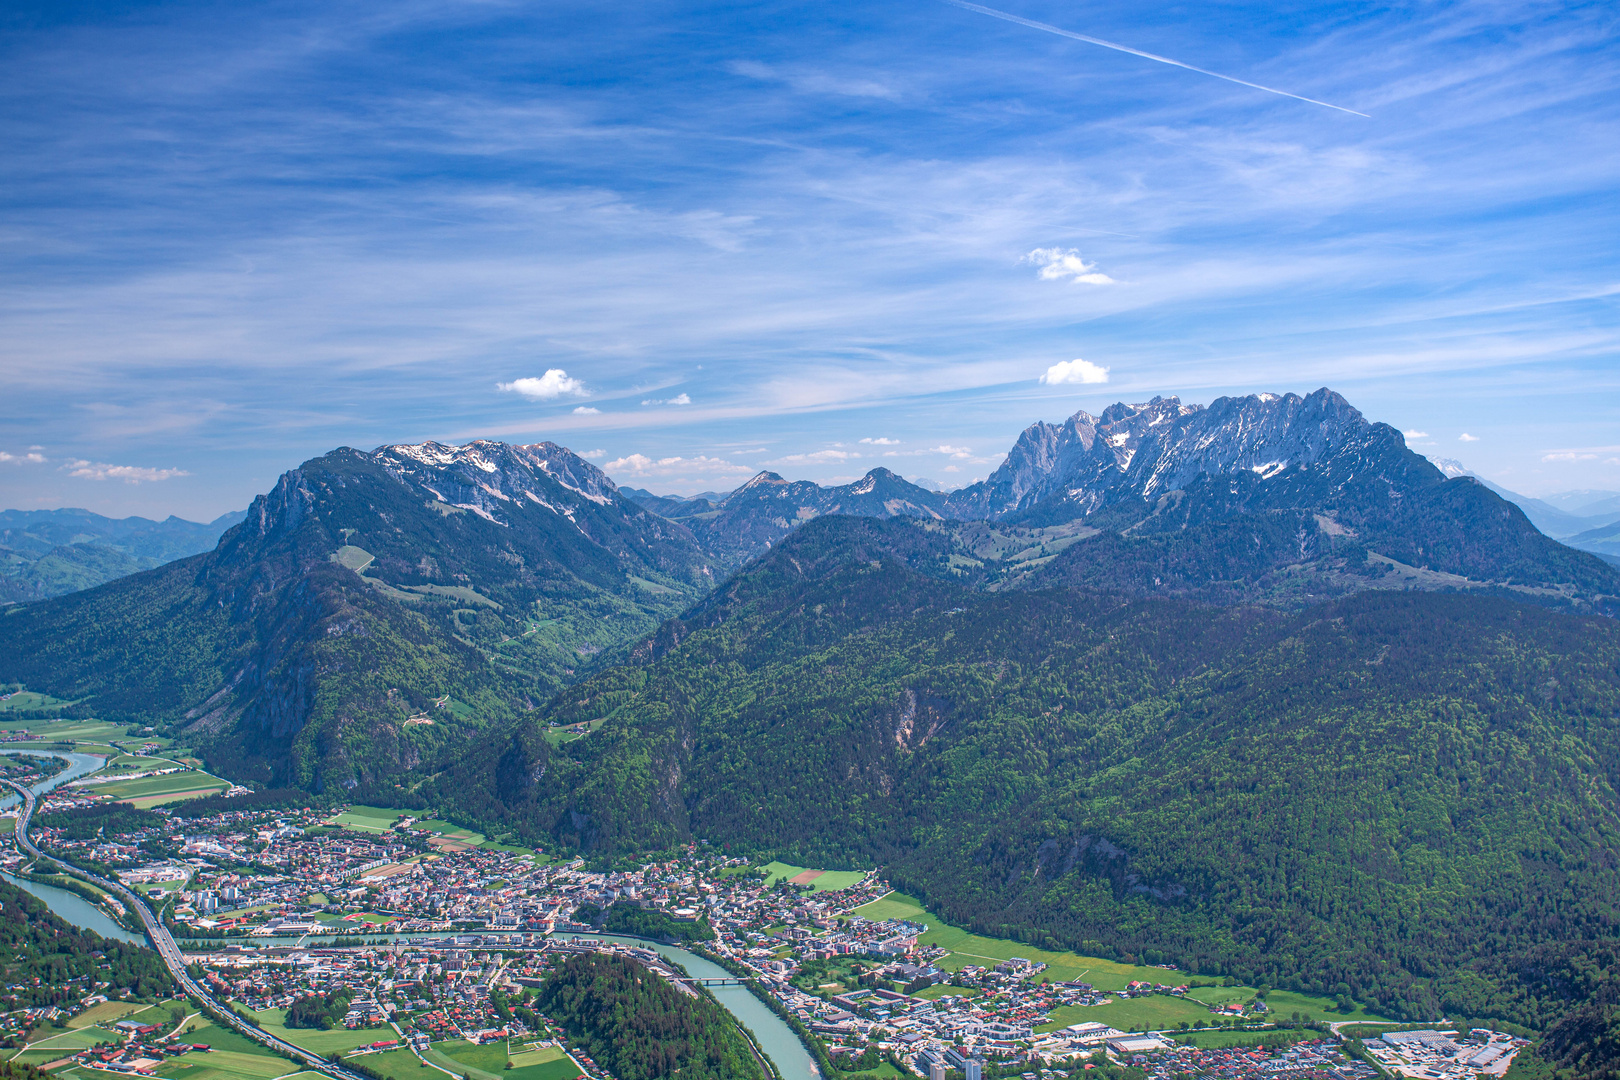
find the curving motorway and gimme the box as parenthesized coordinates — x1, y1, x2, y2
(2, 775, 367, 1080)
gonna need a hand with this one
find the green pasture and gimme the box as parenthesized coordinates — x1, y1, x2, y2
(0, 691, 76, 713)
(433, 1039, 508, 1072)
(249, 1010, 378, 1056)
(332, 546, 376, 572)
(23, 1026, 112, 1051)
(414, 820, 485, 845)
(153, 1048, 299, 1080)
(31, 721, 124, 741)
(352, 1049, 431, 1080)
(89, 770, 227, 799)
(505, 1044, 582, 1080)
(329, 805, 404, 832)
(1039, 996, 1214, 1034)
(421, 1041, 504, 1080)
(69, 1001, 155, 1029)
(1173, 1028, 1313, 1050)
(760, 862, 867, 892)
(175, 1019, 288, 1059)
(507, 1059, 582, 1080)
(1255, 989, 1384, 1024)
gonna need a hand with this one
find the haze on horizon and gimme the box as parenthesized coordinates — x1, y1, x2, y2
(1, 0, 1617, 521)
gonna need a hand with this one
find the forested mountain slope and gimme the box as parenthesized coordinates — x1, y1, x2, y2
(429, 515, 1620, 1026)
(0, 441, 713, 790)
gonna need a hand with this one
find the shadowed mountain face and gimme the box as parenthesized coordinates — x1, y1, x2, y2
(0, 440, 713, 790)
(0, 507, 245, 602)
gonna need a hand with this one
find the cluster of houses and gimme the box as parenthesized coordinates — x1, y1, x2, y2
(68, 1018, 212, 1076)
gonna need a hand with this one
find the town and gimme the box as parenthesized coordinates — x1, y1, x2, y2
(4, 790, 1529, 1080)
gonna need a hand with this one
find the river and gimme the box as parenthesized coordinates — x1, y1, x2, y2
(0, 748, 820, 1079)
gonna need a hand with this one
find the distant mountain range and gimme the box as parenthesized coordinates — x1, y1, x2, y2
(0, 507, 246, 603)
(1428, 460, 1620, 565)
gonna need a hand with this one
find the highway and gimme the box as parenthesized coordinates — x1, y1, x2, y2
(2, 776, 369, 1080)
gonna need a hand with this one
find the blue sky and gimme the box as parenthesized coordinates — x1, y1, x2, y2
(2, 0, 1617, 519)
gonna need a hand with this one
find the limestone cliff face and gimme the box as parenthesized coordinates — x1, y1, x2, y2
(944, 388, 1380, 521)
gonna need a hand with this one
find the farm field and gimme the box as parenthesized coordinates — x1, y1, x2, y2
(1175, 1028, 1314, 1050)
(507, 1059, 582, 1080)
(0, 691, 77, 713)
(852, 892, 1388, 1027)
(152, 1047, 300, 1080)
(172, 1019, 289, 1059)
(1039, 996, 1215, 1034)
(327, 805, 404, 832)
(353, 1049, 433, 1080)
(759, 861, 867, 892)
(422, 1040, 506, 1080)
(67, 1001, 161, 1029)
(248, 1010, 379, 1056)
(433, 1039, 509, 1073)
(87, 770, 228, 802)
(505, 1044, 583, 1080)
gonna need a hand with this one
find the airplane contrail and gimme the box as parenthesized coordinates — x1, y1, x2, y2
(941, 0, 1370, 118)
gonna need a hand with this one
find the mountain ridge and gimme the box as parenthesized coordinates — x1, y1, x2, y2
(0, 506, 246, 602)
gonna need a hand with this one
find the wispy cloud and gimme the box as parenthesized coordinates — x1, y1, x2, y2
(765, 449, 860, 465)
(497, 370, 587, 400)
(860, 437, 900, 445)
(641, 394, 692, 407)
(604, 453, 752, 479)
(1459, 433, 1479, 442)
(573, 406, 600, 415)
(0, 451, 47, 464)
(727, 59, 900, 101)
(1403, 430, 1430, 439)
(63, 460, 188, 483)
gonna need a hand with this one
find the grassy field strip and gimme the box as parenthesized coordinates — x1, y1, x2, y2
(851, 891, 1391, 1027)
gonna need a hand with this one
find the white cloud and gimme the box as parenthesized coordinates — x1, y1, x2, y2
(933, 444, 974, 459)
(579, 449, 606, 459)
(1542, 451, 1597, 462)
(0, 451, 46, 464)
(605, 453, 750, 477)
(1403, 430, 1430, 439)
(766, 449, 860, 465)
(573, 406, 600, 415)
(63, 459, 188, 483)
(496, 369, 587, 400)
(860, 437, 900, 445)
(1040, 358, 1111, 386)
(1024, 247, 1115, 285)
(1458, 432, 1479, 442)
(641, 393, 693, 406)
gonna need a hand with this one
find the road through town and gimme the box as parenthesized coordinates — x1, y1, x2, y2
(1, 774, 367, 1080)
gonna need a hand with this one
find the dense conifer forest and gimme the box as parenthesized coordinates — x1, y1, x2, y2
(533, 953, 765, 1080)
